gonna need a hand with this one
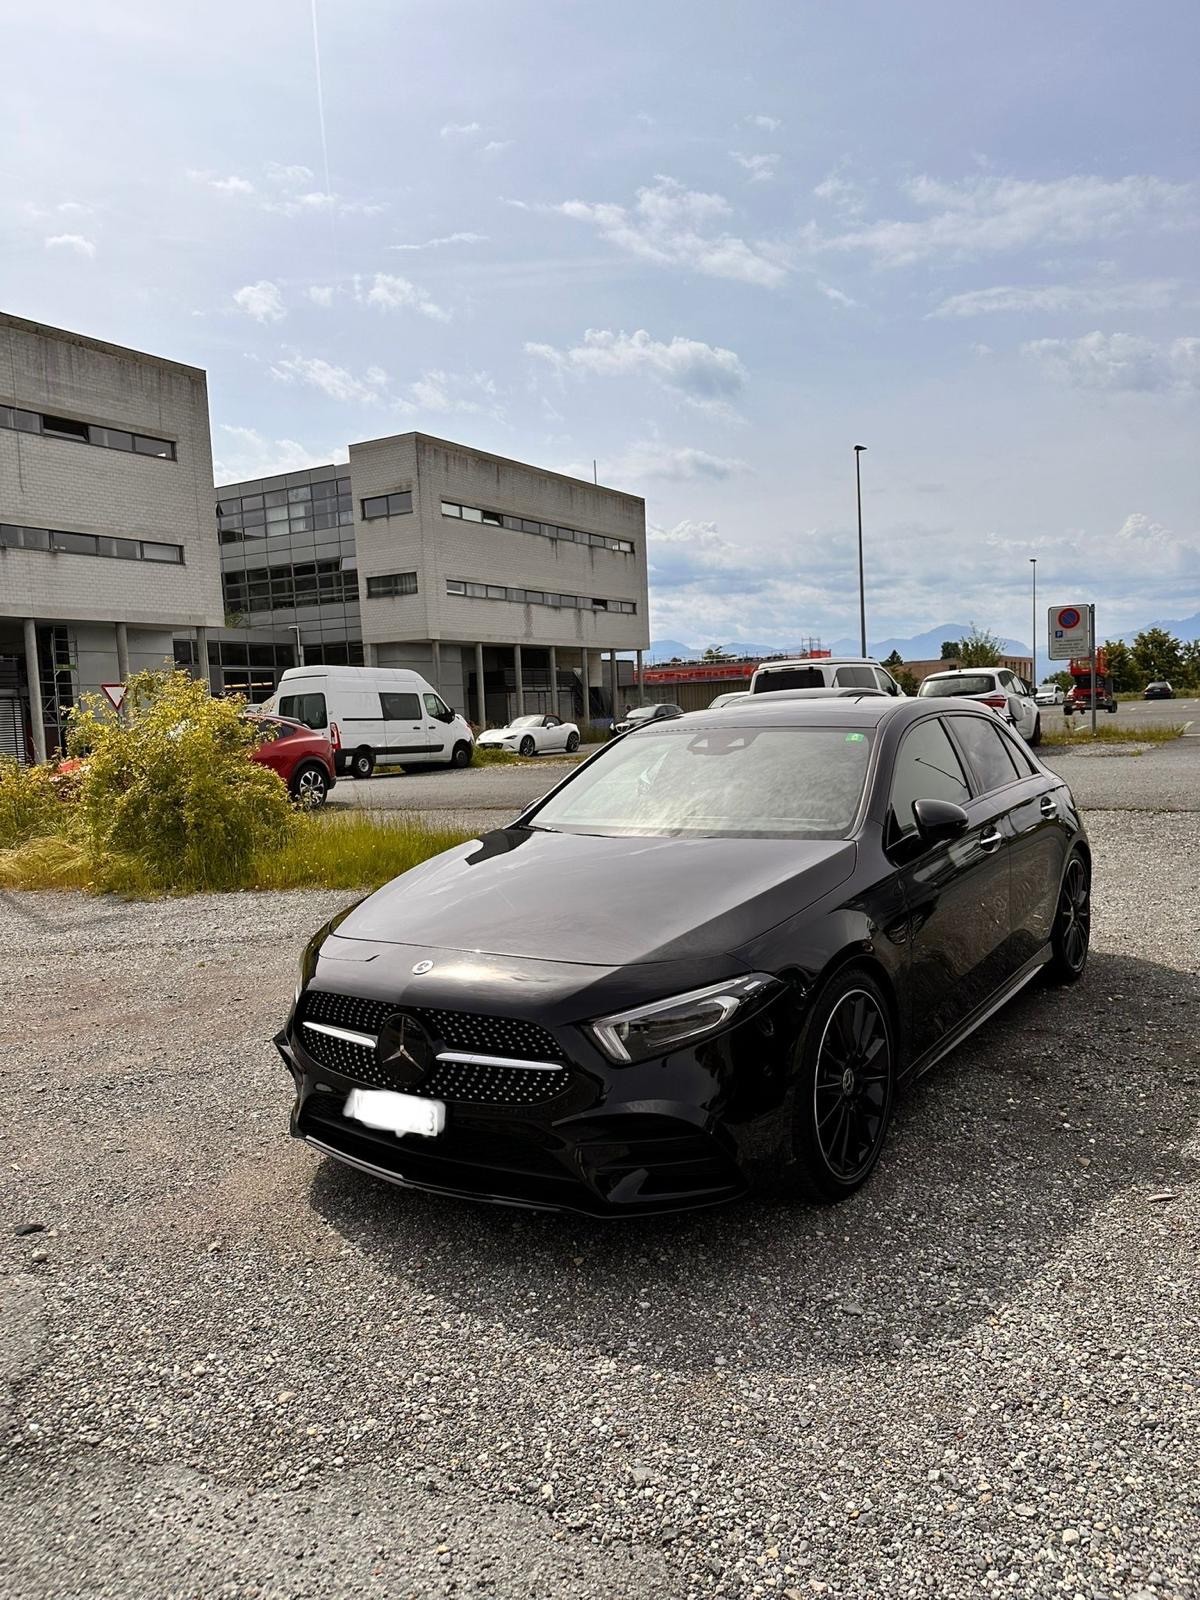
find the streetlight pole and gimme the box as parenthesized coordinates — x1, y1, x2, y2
(1029, 557, 1037, 689)
(854, 445, 867, 657)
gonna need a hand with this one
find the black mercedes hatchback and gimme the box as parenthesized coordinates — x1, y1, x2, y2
(278, 696, 1090, 1216)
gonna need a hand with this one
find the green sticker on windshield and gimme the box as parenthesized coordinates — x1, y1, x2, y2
(845, 732, 866, 743)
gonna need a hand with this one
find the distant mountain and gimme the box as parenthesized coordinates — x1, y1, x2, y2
(646, 637, 817, 663)
(1119, 611, 1200, 644)
(831, 624, 1032, 660)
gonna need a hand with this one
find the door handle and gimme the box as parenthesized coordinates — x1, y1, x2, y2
(1040, 796, 1058, 818)
(979, 827, 1003, 853)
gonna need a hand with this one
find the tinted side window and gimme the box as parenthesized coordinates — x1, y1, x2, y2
(889, 718, 971, 835)
(948, 715, 1021, 793)
(835, 666, 876, 689)
(381, 692, 421, 720)
(277, 693, 326, 730)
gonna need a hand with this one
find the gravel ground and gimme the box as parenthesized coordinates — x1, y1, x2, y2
(2, 797, 1199, 1597)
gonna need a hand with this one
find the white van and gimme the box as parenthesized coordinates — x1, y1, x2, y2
(264, 666, 475, 779)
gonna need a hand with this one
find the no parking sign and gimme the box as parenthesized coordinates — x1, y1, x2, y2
(1048, 604, 1091, 661)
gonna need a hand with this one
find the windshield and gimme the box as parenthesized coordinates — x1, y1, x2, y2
(529, 725, 873, 839)
(917, 675, 996, 698)
(626, 705, 662, 721)
(509, 715, 542, 728)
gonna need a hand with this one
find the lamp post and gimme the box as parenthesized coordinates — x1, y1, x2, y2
(288, 623, 305, 668)
(1029, 557, 1037, 689)
(854, 445, 867, 657)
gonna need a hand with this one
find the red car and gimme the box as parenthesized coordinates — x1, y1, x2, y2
(248, 715, 336, 807)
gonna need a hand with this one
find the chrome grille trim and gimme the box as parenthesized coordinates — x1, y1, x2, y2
(302, 1020, 378, 1048)
(435, 1050, 563, 1073)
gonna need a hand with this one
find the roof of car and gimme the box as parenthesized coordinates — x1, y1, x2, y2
(753, 656, 883, 668)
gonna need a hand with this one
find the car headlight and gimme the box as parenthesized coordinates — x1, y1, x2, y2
(587, 974, 778, 1064)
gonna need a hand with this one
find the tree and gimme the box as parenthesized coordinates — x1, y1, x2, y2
(883, 649, 904, 667)
(895, 668, 919, 696)
(940, 640, 961, 660)
(1129, 628, 1184, 685)
(1100, 638, 1134, 693)
(1180, 639, 1200, 689)
(956, 624, 1002, 668)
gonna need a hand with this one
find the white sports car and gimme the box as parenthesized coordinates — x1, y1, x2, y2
(477, 713, 581, 756)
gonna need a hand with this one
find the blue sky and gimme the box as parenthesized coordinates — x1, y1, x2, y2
(4, 0, 1197, 652)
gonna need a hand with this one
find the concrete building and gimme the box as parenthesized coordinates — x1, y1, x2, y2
(0, 313, 224, 760)
(215, 432, 649, 723)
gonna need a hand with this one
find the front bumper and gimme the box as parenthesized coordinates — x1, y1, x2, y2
(276, 988, 794, 1217)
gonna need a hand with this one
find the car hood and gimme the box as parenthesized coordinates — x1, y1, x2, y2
(330, 826, 857, 967)
(477, 730, 517, 741)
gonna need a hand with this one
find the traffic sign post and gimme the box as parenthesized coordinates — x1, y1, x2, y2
(1048, 604, 1089, 660)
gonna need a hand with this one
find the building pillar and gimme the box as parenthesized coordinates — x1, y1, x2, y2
(194, 626, 210, 689)
(636, 648, 645, 706)
(548, 644, 558, 718)
(115, 621, 130, 685)
(474, 642, 486, 726)
(580, 648, 591, 727)
(431, 638, 442, 694)
(513, 643, 525, 716)
(609, 650, 620, 718)
(23, 619, 47, 765)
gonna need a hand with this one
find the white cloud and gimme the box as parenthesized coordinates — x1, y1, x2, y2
(44, 233, 95, 258)
(440, 122, 481, 138)
(213, 425, 338, 484)
(557, 175, 788, 288)
(804, 172, 1194, 268)
(745, 114, 782, 131)
(270, 353, 389, 404)
(188, 170, 255, 196)
(482, 140, 514, 156)
(605, 442, 751, 482)
(357, 272, 451, 321)
(930, 279, 1183, 318)
(817, 282, 858, 308)
(55, 200, 93, 216)
(527, 328, 747, 414)
(1022, 331, 1200, 393)
(398, 369, 501, 418)
(266, 162, 316, 185)
(730, 152, 781, 184)
(389, 232, 488, 251)
(812, 171, 868, 218)
(232, 280, 286, 322)
(306, 285, 334, 307)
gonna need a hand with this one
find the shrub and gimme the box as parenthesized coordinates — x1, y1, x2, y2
(249, 813, 471, 891)
(67, 668, 296, 893)
(0, 756, 65, 849)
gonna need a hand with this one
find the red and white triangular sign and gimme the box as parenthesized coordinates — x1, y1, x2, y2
(101, 683, 126, 711)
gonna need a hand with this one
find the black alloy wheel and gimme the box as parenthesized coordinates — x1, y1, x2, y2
(565, 731, 580, 753)
(450, 741, 472, 769)
(290, 763, 329, 809)
(519, 735, 536, 757)
(350, 748, 376, 780)
(1048, 853, 1090, 983)
(790, 968, 895, 1203)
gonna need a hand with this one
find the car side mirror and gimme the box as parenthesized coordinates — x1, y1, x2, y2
(912, 797, 970, 844)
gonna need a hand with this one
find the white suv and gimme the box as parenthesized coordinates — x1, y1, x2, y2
(917, 667, 1042, 745)
(749, 657, 904, 696)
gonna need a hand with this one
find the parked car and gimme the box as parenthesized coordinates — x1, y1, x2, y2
(917, 667, 1041, 745)
(264, 665, 474, 779)
(708, 690, 751, 709)
(749, 657, 905, 696)
(608, 702, 684, 736)
(1144, 681, 1174, 700)
(247, 715, 336, 807)
(1065, 681, 1118, 715)
(280, 694, 1089, 1217)
(1035, 684, 1065, 706)
(477, 714, 581, 756)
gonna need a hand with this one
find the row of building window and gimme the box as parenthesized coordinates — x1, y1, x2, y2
(365, 571, 418, 598)
(361, 490, 414, 520)
(216, 479, 354, 541)
(0, 403, 176, 459)
(219, 508, 354, 543)
(221, 557, 359, 614)
(0, 522, 184, 563)
(445, 578, 636, 613)
(217, 477, 351, 516)
(441, 499, 635, 555)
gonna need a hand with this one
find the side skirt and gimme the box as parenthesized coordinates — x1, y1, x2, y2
(908, 946, 1051, 1082)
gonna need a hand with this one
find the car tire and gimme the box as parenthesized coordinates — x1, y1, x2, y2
(519, 736, 536, 757)
(1047, 852, 1090, 984)
(450, 741, 472, 769)
(565, 731, 580, 753)
(289, 762, 330, 809)
(787, 967, 896, 1204)
(1029, 714, 1042, 746)
(350, 748, 375, 780)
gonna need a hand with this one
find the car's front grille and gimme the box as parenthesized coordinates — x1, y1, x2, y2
(297, 989, 570, 1106)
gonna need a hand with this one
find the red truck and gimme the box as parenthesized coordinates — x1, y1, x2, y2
(1064, 650, 1118, 715)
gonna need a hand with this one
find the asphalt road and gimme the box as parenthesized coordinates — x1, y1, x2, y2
(2, 743, 1199, 1599)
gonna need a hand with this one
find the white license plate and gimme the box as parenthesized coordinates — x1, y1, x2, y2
(343, 1088, 445, 1139)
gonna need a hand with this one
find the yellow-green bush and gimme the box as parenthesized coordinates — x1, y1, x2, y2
(0, 756, 64, 849)
(67, 668, 295, 893)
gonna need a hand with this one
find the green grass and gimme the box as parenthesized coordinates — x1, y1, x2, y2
(1038, 721, 1185, 747)
(471, 744, 521, 766)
